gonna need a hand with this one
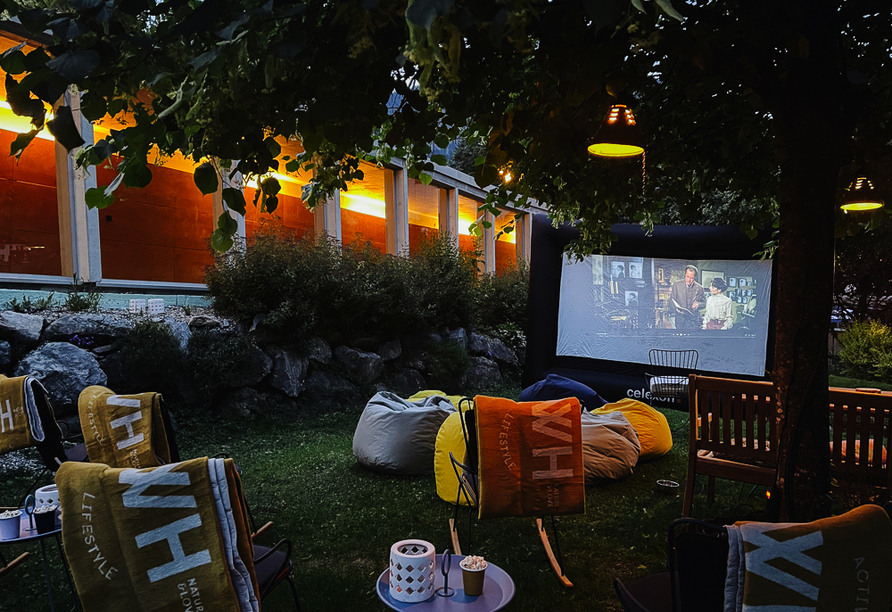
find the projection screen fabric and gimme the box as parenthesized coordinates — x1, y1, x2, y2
(557, 255, 773, 377)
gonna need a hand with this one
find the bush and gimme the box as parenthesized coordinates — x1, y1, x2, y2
(185, 329, 260, 405)
(473, 260, 529, 335)
(121, 321, 184, 395)
(424, 341, 471, 393)
(838, 320, 892, 381)
(4, 293, 54, 313)
(205, 231, 481, 347)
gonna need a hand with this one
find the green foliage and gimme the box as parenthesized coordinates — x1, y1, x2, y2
(185, 329, 258, 405)
(206, 231, 483, 347)
(122, 321, 184, 396)
(63, 279, 101, 312)
(838, 320, 892, 382)
(4, 292, 54, 313)
(473, 260, 529, 334)
(424, 341, 471, 393)
(448, 136, 487, 175)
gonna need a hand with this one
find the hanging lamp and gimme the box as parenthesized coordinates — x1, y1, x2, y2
(587, 104, 644, 158)
(840, 176, 884, 212)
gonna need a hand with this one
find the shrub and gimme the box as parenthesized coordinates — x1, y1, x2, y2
(122, 321, 184, 395)
(412, 232, 479, 330)
(425, 341, 471, 393)
(4, 293, 54, 313)
(185, 329, 260, 406)
(473, 259, 529, 334)
(838, 320, 892, 381)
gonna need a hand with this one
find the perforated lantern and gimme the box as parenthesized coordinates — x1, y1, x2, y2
(389, 539, 436, 603)
(587, 104, 644, 158)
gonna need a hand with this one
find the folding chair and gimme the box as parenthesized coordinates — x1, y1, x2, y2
(447, 397, 580, 588)
(646, 349, 698, 410)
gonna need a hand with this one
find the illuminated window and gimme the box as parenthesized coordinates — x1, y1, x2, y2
(408, 179, 440, 255)
(494, 209, 520, 274)
(457, 195, 481, 258)
(341, 161, 386, 253)
(93, 118, 213, 283)
(244, 137, 313, 239)
(0, 36, 62, 276)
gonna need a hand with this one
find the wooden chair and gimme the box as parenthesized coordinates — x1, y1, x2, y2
(829, 388, 892, 507)
(683, 375, 779, 516)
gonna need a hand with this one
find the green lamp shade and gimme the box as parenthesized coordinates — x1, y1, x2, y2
(841, 176, 884, 212)
(587, 104, 644, 158)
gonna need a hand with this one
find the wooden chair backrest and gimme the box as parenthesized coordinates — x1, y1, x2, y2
(688, 374, 779, 466)
(829, 388, 891, 488)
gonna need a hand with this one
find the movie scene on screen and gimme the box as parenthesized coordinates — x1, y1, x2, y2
(557, 255, 773, 377)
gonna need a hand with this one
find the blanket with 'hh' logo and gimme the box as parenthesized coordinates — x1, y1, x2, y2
(475, 396, 585, 519)
(0, 375, 61, 458)
(724, 503, 892, 612)
(56, 457, 259, 612)
(79, 385, 173, 468)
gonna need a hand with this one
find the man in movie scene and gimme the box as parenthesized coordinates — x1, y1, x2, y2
(702, 277, 735, 330)
(669, 265, 705, 329)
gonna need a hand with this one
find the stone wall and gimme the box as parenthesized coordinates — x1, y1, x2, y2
(0, 308, 524, 428)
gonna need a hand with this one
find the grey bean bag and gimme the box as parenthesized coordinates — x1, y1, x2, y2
(581, 411, 641, 482)
(353, 391, 456, 474)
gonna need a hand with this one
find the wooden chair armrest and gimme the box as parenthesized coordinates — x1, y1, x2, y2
(251, 521, 274, 542)
(0, 552, 30, 577)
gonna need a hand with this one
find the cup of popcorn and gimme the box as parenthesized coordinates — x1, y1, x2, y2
(460, 555, 487, 597)
(0, 509, 22, 540)
(33, 504, 59, 535)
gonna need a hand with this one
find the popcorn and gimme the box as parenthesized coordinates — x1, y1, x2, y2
(0, 509, 22, 519)
(460, 555, 487, 571)
(33, 504, 58, 515)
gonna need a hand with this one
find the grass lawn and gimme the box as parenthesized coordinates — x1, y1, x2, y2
(0, 391, 777, 612)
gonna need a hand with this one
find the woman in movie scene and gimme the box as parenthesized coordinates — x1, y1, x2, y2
(702, 277, 734, 330)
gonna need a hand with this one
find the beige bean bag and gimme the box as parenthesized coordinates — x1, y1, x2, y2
(593, 398, 673, 459)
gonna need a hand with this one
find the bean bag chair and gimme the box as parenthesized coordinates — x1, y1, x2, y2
(581, 411, 641, 482)
(409, 389, 466, 409)
(435, 411, 473, 505)
(353, 391, 455, 474)
(593, 398, 673, 459)
(518, 374, 607, 411)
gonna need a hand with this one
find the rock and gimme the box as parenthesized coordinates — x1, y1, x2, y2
(188, 314, 221, 330)
(301, 370, 362, 410)
(0, 340, 9, 367)
(382, 367, 427, 396)
(461, 356, 502, 390)
(227, 344, 272, 388)
(14, 342, 107, 412)
(267, 346, 309, 398)
(515, 345, 526, 368)
(305, 337, 332, 364)
(91, 344, 117, 356)
(164, 317, 192, 351)
(0, 311, 45, 344)
(334, 345, 384, 384)
(445, 328, 468, 351)
(377, 339, 402, 362)
(405, 331, 442, 348)
(44, 313, 134, 342)
(467, 333, 519, 368)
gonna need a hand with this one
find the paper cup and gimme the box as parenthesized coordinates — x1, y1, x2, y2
(34, 509, 57, 535)
(0, 511, 21, 540)
(461, 565, 486, 597)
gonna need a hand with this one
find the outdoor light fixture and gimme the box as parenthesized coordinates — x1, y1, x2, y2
(587, 104, 644, 158)
(499, 167, 513, 184)
(840, 176, 884, 212)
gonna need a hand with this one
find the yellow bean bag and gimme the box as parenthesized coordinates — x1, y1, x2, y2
(409, 390, 466, 408)
(592, 398, 672, 459)
(427, 394, 473, 505)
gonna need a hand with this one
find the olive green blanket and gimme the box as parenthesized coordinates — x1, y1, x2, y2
(56, 457, 259, 612)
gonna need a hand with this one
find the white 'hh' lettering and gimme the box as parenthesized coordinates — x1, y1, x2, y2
(743, 524, 823, 602)
(135, 514, 211, 583)
(119, 464, 197, 509)
(0, 399, 13, 433)
(107, 396, 145, 450)
(530, 404, 573, 442)
(532, 446, 574, 479)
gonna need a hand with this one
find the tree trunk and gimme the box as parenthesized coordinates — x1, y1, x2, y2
(770, 1, 847, 521)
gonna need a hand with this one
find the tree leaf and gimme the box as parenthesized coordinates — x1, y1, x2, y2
(419, 172, 433, 185)
(10, 130, 40, 159)
(69, 0, 105, 10)
(264, 195, 279, 213)
(194, 162, 219, 195)
(46, 105, 85, 151)
(0, 44, 26, 74)
(4, 74, 45, 125)
(260, 176, 281, 197)
(85, 186, 115, 209)
(631, 0, 646, 14)
(46, 50, 101, 80)
(210, 228, 234, 252)
(47, 17, 90, 41)
(431, 154, 448, 165)
(79, 91, 107, 121)
(216, 211, 238, 234)
(654, 0, 684, 21)
(406, 0, 454, 29)
(123, 162, 152, 188)
(222, 187, 247, 215)
(190, 49, 220, 71)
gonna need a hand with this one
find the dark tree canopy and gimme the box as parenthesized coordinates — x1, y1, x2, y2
(3, 0, 892, 518)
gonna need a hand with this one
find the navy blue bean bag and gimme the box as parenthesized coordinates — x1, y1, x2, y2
(518, 374, 607, 411)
